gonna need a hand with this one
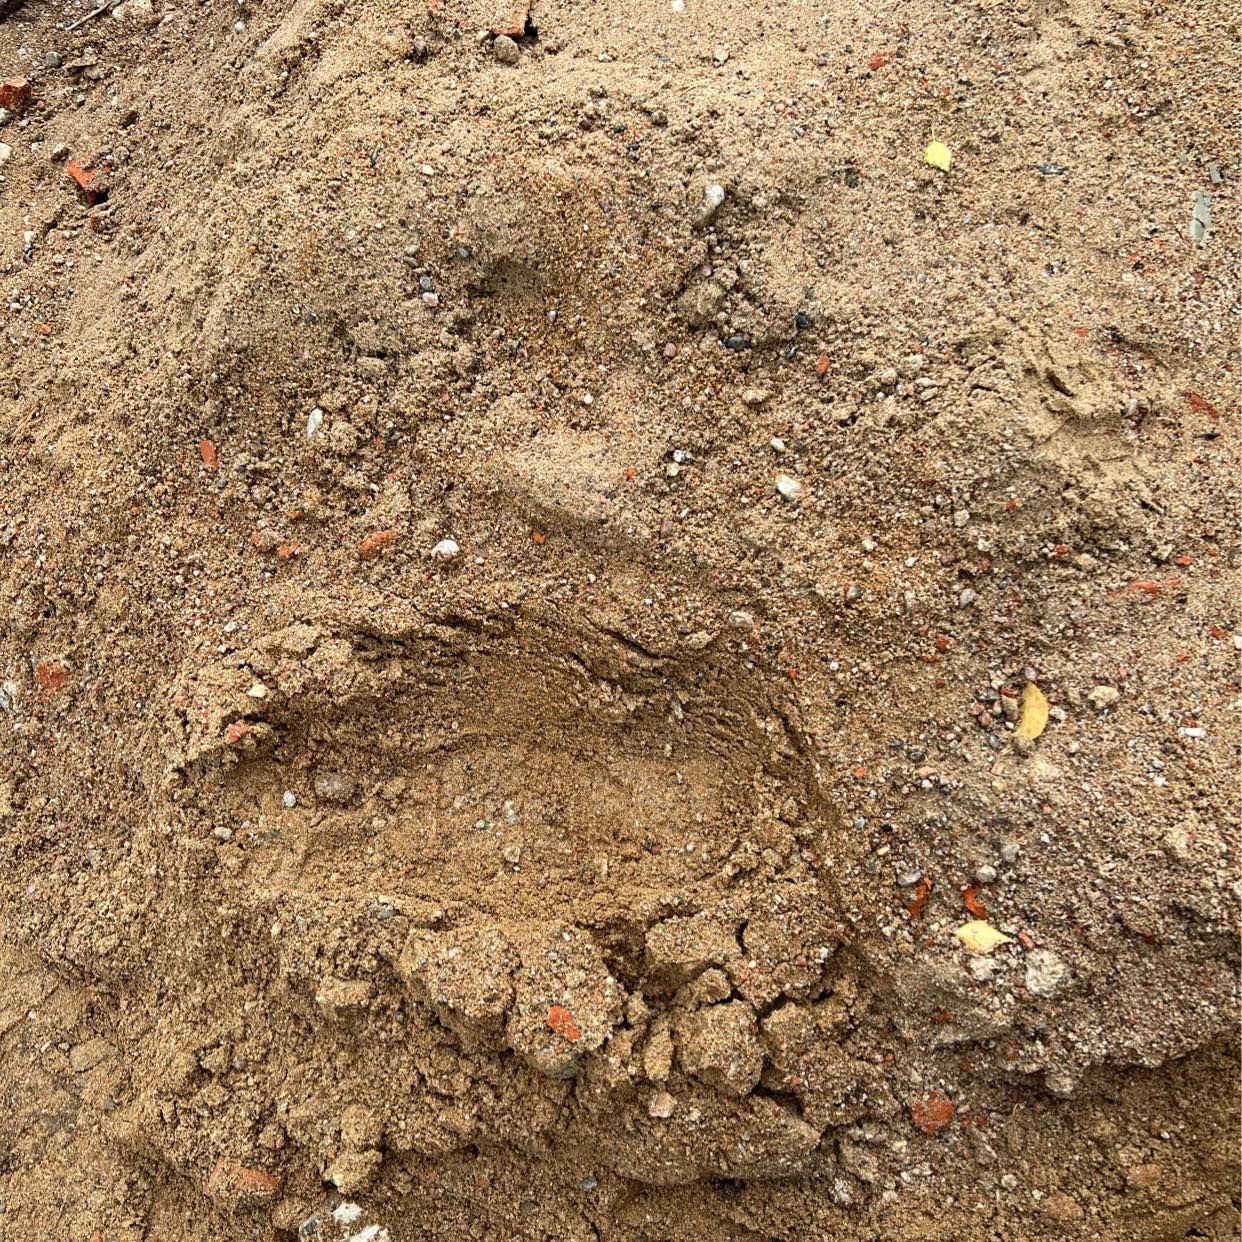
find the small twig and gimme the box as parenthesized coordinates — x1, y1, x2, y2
(67, 0, 118, 30)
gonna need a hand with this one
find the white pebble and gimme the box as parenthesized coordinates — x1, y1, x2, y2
(306, 407, 324, 440)
(430, 538, 460, 562)
(775, 473, 804, 501)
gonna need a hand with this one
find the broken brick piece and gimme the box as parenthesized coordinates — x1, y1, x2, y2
(66, 160, 100, 204)
(0, 77, 31, 112)
(910, 1091, 954, 1136)
(358, 529, 398, 560)
(34, 662, 70, 694)
(205, 1159, 281, 1202)
(547, 1005, 581, 1042)
(491, 1, 530, 35)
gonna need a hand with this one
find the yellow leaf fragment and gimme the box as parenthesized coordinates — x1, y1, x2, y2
(925, 140, 952, 172)
(955, 920, 1013, 954)
(1015, 682, 1049, 741)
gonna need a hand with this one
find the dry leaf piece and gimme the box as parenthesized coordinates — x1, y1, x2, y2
(955, 920, 1013, 954)
(1014, 682, 1049, 740)
(925, 140, 952, 172)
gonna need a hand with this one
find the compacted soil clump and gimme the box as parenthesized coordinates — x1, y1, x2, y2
(0, 0, 1238, 1237)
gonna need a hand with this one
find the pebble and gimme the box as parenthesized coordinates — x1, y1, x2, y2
(974, 864, 998, 884)
(213, 826, 233, 842)
(313, 771, 357, 803)
(493, 35, 520, 64)
(1024, 947, 1068, 997)
(422, 291, 439, 307)
(958, 588, 977, 607)
(0, 143, 11, 167)
(896, 866, 922, 887)
(712, 45, 729, 66)
(999, 840, 1020, 864)
(697, 182, 726, 228)
(770, 436, 786, 453)
(430, 538, 460, 562)
(246, 681, 268, 699)
(775, 473, 804, 501)
(282, 791, 297, 808)
(1087, 685, 1120, 711)
(724, 333, 749, 351)
(727, 609, 755, 631)
(45, 52, 61, 68)
(49, 142, 69, 161)
(953, 509, 970, 528)
(306, 407, 324, 440)
(648, 1090, 676, 1119)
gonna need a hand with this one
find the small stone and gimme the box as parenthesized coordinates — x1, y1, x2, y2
(246, 681, 268, 699)
(648, 1090, 676, 1119)
(422, 291, 439, 307)
(430, 538, 460, 562)
(953, 509, 970, 527)
(775, 473, 804, 501)
(282, 791, 297, 809)
(305, 407, 324, 440)
(212, 826, 233, 842)
(1042, 1193, 1085, 1226)
(313, 771, 357, 803)
(968, 956, 997, 982)
(1024, 947, 1068, 997)
(1087, 684, 1120, 710)
(49, 142, 69, 162)
(999, 840, 1020, 864)
(696, 182, 726, 228)
(1125, 1162, 1164, 1191)
(493, 34, 520, 64)
(724, 333, 750, 351)
(712, 45, 729, 66)
(579, 1176, 598, 1192)
(741, 388, 770, 406)
(975, 864, 998, 884)
(0, 143, 11, 167)
(113, 0, 158, 26)
(45, 52, 62, 68)
(770, 436, 786, 453)
(727, 609, 755, 631)
(896, 866, 922, 887)
(958, 588, 977, 607)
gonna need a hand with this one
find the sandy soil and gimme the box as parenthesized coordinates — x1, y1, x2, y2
(0, 0, 1239, 1237)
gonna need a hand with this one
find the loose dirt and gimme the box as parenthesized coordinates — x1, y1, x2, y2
(0, 0, 1238, 1238)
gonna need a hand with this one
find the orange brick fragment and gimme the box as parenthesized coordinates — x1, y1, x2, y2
(205, 1158, 281, 1202)
(35, 662, 70, 694)
(223, 722, 250, 745)
(66, 160, 100, 204)
(358, 529, 398, 560)
(0, 77, 30, 111)
(198, 439, 219, 470)
(910, 1091, 954, 1136)
(547, 1005, 581, 1042)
